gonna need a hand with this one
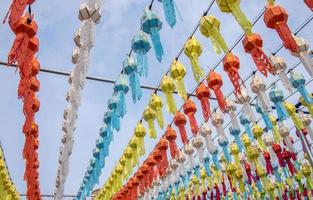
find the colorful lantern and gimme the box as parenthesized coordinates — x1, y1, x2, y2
(141, 8, 164, 62)
(123, 56, 142, 103)
(170, 60, 187, 100)
(212, 112, 226, 138)
(250, 75, 272, 112)
(174, 111, 188, 145)
(252, 124, 266, 150)
(207, 71, 227, 112)
(157, 138, 169, 177)
(229, 127, 243, 153)
(183, 99, 199, 135)
(284, 102, 305, 134)
(157, 0, 181, 28)
(223, 53, 244, 94)
(242, 33, 274, 77)
(299, 96, 313, 117)
(289, 72, 313, 104)
(131, 31, 151, 77)
(269, 85, 289, 121)
(218, 134, 231, 163)
(304, 0, 313, 11)
(225, 98, 240, 130)
(199, 15, 229, 55)
(278, 123, 294, 153)
(215, 0, 252, 34)
(143, 106, 157, 139)
(195, 83, 211, 121)
(298, 111, 313, 141)
(255, 101, 273, 131)
(113, 74, 129, 118)
(161, 76, 177, 114)
(134, 122, 146, 156)
(269, 55, 293, 92)
(165, 125, 179, 159)
(290, 36, 313, 77)
(263, 3, 297, 52)
(184, 36, 205, 83)
(199, 122, 214, 153)
(236, 87, 256, 123)
(108, 97, 121, 131)
(184, 143, 195, 169)
(240, 114, 254, 141)
(192, 135, 205, 163)
(149, 94, 164, 129)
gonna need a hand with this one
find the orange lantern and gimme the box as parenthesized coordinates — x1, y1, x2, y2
(304, 0, 313, 11)
(207, 71, 226, 112)
(165, 125, 179, 159)
(222, 53, 244, 94)
(153, 149, 162, 177)
(263, 4, 297, 52)
(183, 99, 199, 135)
(196, 83, 211, 121)
(173, 111, 188, 145)
(242, 33, 274, 77)
(157, 138, 168, 177)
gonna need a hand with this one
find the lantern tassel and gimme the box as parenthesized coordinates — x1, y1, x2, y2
(200, 98, 211, 121)
(175, 78, 187, 100)
(298, 85, 313, 104)
(222, 145, 231, 163)
(155, 109, 164, 129)
(164, 93, 177, 114)
(147, 119, 157, 139)
(187, 114, 199, 135)
(204, 158, 212, 177)
(190, 54, 205, 83)
(214, 89, 227, 112)
(229, 3, 252, 34)
(251, 48, 272, 77)
(242, 102, 257, 123)
(277, 72, 293, 93)
(116, 91, 127, 118)
(110, 112, 120, 131)
(137, 51, 148, 77)
(298, 52, 313, 77)
(161, 0, 176, 28)
(275, 24, 297, 52)
(150, 28, 164, 62)
(209, 28, 229, 55)
(212, 152, 221, 170)
(129, 72, 142, 103)
(169, 141, 179, 159)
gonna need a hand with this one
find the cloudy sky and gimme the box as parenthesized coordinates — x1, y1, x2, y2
(0, 0, 312, 199)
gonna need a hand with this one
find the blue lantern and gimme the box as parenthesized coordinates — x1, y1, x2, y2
(141, 8, 164, 62)
(204, 156, 212, 177)
(131, 31, 151, 77)
(123, 56, 142, 103)
(229, 127, 243, 152)
(158, 0, 181, 28)
(107, 97, 120, 131)
(269, 85, 289, 121)
(210, 146, 221, 170)
(255, 100, 273, 130)
(290, 71, 313, 104)
(218, 135, 231, 163)
(239, 114, 254, 142)
(114, 74, 129, 118)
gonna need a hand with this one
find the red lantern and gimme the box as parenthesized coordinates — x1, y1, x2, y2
(282, 149, 297, 176)
(223, 53, 244, 94)
(173, 111, 188, 145)
(304, 0, 313, 11)
(207, 71, 226, 112)
(195, 83, 211, 121)
(157, 138, 168, 177)
(183, 99, 199, 135)
(263, 151, 274, 175)
(264, 4, 297, 52)
(165, 125, 179, 159)
(242, 33, 274, 77)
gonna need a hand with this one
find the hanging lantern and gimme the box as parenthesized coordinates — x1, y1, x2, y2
(143, 106, 157, 139)
(242, 33, 274, 77)
(195, 83, 211, 121)
(184, 36, 205, 83)
(269, 55, 293, 92)
(284, 102, 305, 134)
(263, 3, 297, 52)
(199, 15, 229, 55)
(199, 122, 215, 153)
(225, 98, 240, 130)
(165, 125, 179, 159)
(289, 71, 313, 104)
(290, 36, 313, 77)
(252, 124, 266, 150)
(207, 71, 227, 112)
(250, 75, 272, 112)
(212, 111, 226, 138)
(158, 138, 169, 177)
(215, 0, 252, 34)
(158, 0, 181, 28)
(170, 60, 187, 100)
(269, 85, 289, 121)
(183, 99, 199, 135)
(123, 55, 142, 103)
(131, 31, 151, 77)
(108, 97, 121, 131)
(304, 0, 313, 11)
(299, 96, 313, 117)
(134, 122, 146, 156)
(161, 76, 177, 115)
(255, 101, 273, 131)
(223, 53, 244, 95)
(278, 123, 295, 153)
(149, 94, 164, 129)
(240, 114, 254, 141)
(192, 135, 205, 163)
(298, 111, 313, 141)
(236, 87, 257, 123)
(184, 143, 195, 169)
(176, 150, 186, 175)
(229, 127, 243, 153)
(113, 74, 129, 118)
(141, 7, 164, 62)
(173, 111, 188, 145)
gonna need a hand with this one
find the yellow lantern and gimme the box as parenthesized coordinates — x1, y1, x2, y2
(161, 75, 177, 114)
(252, 124, 265, 150)
(134, 122, 146, 156)
(170, 60, 187, 100)
(143, 106, 157, 139)
(149, 93, 164, 129)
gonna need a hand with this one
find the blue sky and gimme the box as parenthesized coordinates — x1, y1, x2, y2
(0, 0, 312, 199)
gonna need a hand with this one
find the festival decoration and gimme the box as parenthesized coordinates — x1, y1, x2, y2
(299, 96, 313, 117)
(269, 55, 293, 92)
(207, 71, 227, 112)
(149, 94, 165, 129)
(242, 33, 274, 77)
(299, 111, 313, 141)
(113, 74, 129, 118)
(161, 75, 177, 114)
(240, 114, 254, 141)
(183, 99, 199, 135)
(223, 53, 244, 95)
(263, 2, 298, 52)
(143, 106, 157, 139)
(199, 15, 229, 55)
(174, 111, 188, 145)
(250, 75, 272, 112)
(165, 126, 179, 159)
(141, 7, 164, 62)
(192, 135, 205, 163)
(170, 60, 187, 100)
(290, 71, 313, 104)
(157, 0, 181, 28)
(304, 0, 313, 11)
(255, 101, 273, 131)
(236, 87, 256, 123)
(195, 83, 211, 121)
(269, 85, 289, 121)
(123, 56, 142, 103)
(184, 36, 205, 83)
(131, 31, 151, 77)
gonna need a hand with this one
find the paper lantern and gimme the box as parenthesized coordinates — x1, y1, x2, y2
(195, 83, 211, 121)
(263, 3, 297, 52)
(149, 94, 164, 129)
(157, 138, 169, 177)
(123, 56, 142, 103)
(229, 127, 242, 153)
(278, 123, 294, 153)
(113, 74, 129, 118)
(199, 15, 229, 54)
(223, 53, 243, 95)
(290, 72, 313, 104)
(225, 98, 240, 130)
(183, 99, 199, 135)
(239, 114, 254, 142)
(173, 111, 188, 145)
(184, 143, 195, 169)
(252, 124, 265, 150)
(255, 101, 273, 131)
(304, 0, 313, 11)
(282, 149, 297, 176)
(207, 71, 226, 112)
(215, 0, 252, 34)
(143, 106, 157, 139)
(299, 96, 313, 117)
(158, 0, 180, 28)
(134, 122, 146, 156)
(141, 8, 164, 62)
(242, 33, 274, 77)
(165, 125, 179, 159)
(290, 36, 313, 77)
(250, 75, 272, 112)
(269, 55, 293, 92)
(236, 87, 256, 123)
(199, 122, 214, 153)
(211, 111, 226, 138)
(184, 36, 205, 83)
(218, 134, 231, 163)
(160, 76, 177, 114)
(170, 60, 187, 100)
(192, 135, 204, 163)
(108, 97, 121, 131)
(298, 111, 313, 141)
(131, 31, 151, 77)
(269, 85, 289, 121)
